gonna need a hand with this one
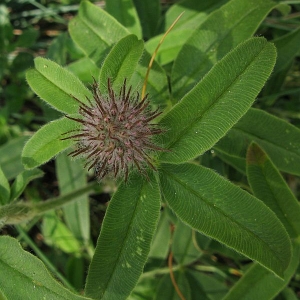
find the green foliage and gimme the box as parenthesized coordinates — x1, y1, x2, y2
(1, 0, 300, 299)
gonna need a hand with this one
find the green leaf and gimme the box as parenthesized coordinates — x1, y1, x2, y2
(223, 242, 300, 300)
(155, 272, 191, 300)
(0, 136, 27, 180)
(69, 0, 129, 66)
(69, 0, 168, 106)
(67, 57, 100, 83)
(145, 29, 192, 66)
(171, 0, 282, 101)
(99, 34, 144, 92)
(85, 172, 161, 300)
(172, 220, 201, 265)
(10, 169, 44, 202)
(132, 0, 160, 39)
(22, 117, 76, 170)
(159, 163, 291, 278)
(42, 211, 81, 254)
(215, 108, 300, 176)
(164, 0, 226, 31)
(148, 209, 171, 259)
(105, 0, 142, 38)
(0, 166, 10, 205)
(56, 152, 90, 244)
(159, 37, 276, 164)
(0, 236, 90, 300)
(246, 143, 300, 238)
(26, 57, 92, 114)
(264, 27, 300, 96)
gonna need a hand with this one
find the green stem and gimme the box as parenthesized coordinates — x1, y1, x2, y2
(0, 182, 98, 226)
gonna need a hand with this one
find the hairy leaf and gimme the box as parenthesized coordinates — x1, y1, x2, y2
(215, 108, 300, 176)
(171, 0, 283, 101)
(85, 172, 161, 299)
(246, 143, 300, 238)
(22, 117, 76, 169)
(0, 236, 89, 300)
(159, 38, 276, 163)
(159, 163, 291, 278)
(26, 57, 92, 114)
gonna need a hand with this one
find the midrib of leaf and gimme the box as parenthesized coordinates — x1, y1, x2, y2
(165, 44, 266, 151)
(0, 260, 75, 300)
(101, 182, 145, 298)
(33, 69, 79, 108)
(233, 126, 300, 158)
(162, 168, 285, 264)
(174, 5, 257, 97)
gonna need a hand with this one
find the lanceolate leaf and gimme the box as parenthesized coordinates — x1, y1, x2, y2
(0, 167, 10, 205)
(26, 57, 92, 114)
(69, 0, 129, 66)
(215, 108, 300, 176)
(246, 143, 300, 238)
(0, 236, 89, 300)
(22, 117, 76, 169)
(69, 0, 168, 106)
(171, 0, 283, 101)
(159, 163, 291, 278)
(99, 34, 144, 93)
(106, 0, 142, 38)
(223, 242, 300, 300)
(85, 172, 161, 300)
(159, 37, 276, 164)
(56, 153, 90, 244)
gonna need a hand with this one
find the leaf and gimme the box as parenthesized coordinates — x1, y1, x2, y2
(264, 27, 300, 96)
(0, 166, 10, 205)
(67, 57, 100, 83)
(132, 0, 160, 39)
(105, 0, 142, 38)
(159, 163, 291, 278)
(171, 0, 283, 101)
(84, 172, 161, 300)
(215, 108, 300, 176)
(26, 57, 92, 114)
(42, 211, 81, 254)
(0, 136, 27, 180)
(69, 0, 168, 106)
(246, 143, 300, 238)
(0, 236, 90, 300)
(158, 37, 276, 164)
(172, 220, 201, 265)
(223, 242, 300, 300)
(99, 34, 144, 93)
(155, 272, 191, 300)
(22, 117, 76, 170)
(10, 169, 44, 202)
(56, 152, 90, 244)
(69, 0, 129, 66)
(148, 208, 171, 259)
(145, 29, 193, 66)
(164, 0, 226, 31)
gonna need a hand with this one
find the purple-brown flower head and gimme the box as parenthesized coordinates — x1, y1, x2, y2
(62, 78, 165, 181)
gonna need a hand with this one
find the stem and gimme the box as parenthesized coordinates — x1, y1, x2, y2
(0, 182, 98, 226)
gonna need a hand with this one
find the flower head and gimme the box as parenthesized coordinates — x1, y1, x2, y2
(62, 78, 165, 181)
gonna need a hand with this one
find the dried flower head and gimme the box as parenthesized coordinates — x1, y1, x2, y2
(62, 78, 165, 181)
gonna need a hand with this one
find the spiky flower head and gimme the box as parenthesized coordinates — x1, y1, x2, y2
(62, 78, 165, 181)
